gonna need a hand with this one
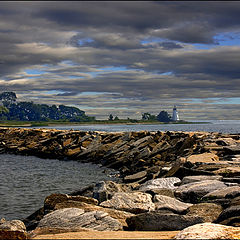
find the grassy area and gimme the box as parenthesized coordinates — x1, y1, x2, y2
(0, 119, 211, 127)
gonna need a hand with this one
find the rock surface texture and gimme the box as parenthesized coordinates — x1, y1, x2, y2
(37, 208, 122, 233)
(174, 222, 240, 239)
(0, 219, 27, 240)
(0, 128, 240, 237)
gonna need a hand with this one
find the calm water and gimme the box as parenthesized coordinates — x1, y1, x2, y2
(36, 120, 240, 133)
(0, 154, 118, 221)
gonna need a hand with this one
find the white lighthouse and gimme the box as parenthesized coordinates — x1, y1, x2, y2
(172, 105, 179, 121)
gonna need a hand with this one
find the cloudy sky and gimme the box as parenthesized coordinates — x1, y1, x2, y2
(1, 1, 240, 120)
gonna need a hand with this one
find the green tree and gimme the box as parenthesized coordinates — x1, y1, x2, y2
(114, 116, 119, 121)
(142, 112, 156, 121)
(108, 114, 113, 121)
(157, 111, 171, 122)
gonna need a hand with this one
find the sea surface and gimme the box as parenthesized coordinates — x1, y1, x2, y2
(0, 154, 118, 221)
(36, 120, 240, 134)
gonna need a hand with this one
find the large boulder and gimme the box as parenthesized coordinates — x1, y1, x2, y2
(139, 177, 181, 192)
(215, 206, 240, 226)
(186, 203, 222, 222)
(202, 186, 240, 200)
(174, 222, 240, 239)
(54, 200, 134, 227)
(126, 211, 202, 231)
(100, 192, 155, 214)
(154, 195, 192, 213)
(175, 180, 227, 203)
(214, 167, 240, 177)
(37, 208, 122, 233)
(181, 175, 223, 185)
(0, 220, 27, 240)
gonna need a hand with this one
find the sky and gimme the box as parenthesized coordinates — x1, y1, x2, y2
(0, 1, 240, 120)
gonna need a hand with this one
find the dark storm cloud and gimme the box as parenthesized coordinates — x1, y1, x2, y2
(31, 1, 240, 43)
(1, 1, 240, 119)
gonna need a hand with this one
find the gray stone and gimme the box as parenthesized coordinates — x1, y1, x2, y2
(215, 206, 240, 224)
(186, 203, 222, 222)
(93, 181, 129, 203)
(181, 175, 223, 185)
(100, 192, 155, 214)
(37, 208, 122, 232)
(126, 211, 203, 231)
(202, 186, 240, 200)
(139, 177, 181, 192)
(174, 222, 240, 239)
(154, 195, 192, 213)
(231, 196, 240, 206)
(175, 180, 227, 203)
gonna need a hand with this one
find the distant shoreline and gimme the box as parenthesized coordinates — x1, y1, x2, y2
(0, 120, 211, 127)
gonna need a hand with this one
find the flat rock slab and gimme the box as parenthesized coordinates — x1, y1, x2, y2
(214, 167, 240, 177)
(37, 208, 122, 232)
(154, 195, 192, 213)
(186, 153, 219, 163)
(126, 212, 202, 231)
(202, 186, 240, 200)
(174, 222, 240, 239)
(32, 231, 179, 239)
(100, 192, 155, 214)
(139, 177, 181, 192)
(175, 180, 227, 203)
(54, 201, 134, 227)
(44, 194, 98, 210)
(181, 175, 223, 185)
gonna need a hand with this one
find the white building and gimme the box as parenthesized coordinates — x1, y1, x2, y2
(172, 105, 179, 121)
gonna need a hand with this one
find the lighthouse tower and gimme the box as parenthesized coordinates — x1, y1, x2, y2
(172, 105, 179, 121)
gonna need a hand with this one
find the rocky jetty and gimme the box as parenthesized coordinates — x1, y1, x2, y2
(0, 127, 240, 239)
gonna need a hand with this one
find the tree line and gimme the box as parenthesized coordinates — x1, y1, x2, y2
(0, 92, 95, 122)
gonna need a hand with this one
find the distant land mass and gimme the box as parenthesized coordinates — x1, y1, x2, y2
(0, 91, 208, 127)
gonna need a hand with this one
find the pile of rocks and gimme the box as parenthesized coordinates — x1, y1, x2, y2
(0, 128, 240, 239)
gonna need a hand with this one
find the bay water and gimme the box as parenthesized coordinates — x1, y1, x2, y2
(0, 154, 118, 221)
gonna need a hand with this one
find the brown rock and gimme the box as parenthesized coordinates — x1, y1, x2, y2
(186, 152, 219, 164)
(214, 167, 240, 177)
(44, 193, 98, 211)
(0, 220, 27, 240)
(186, 203, 222, 222)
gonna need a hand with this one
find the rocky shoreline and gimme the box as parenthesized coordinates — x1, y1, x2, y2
(0, 127, 240, 239)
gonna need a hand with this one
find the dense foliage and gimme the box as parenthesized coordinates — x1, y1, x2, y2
(157, 110, 172, 122)
(0, 92, 94, 122)
(142, 112, 157, 121)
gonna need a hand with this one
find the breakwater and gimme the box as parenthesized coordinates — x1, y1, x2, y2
(0, 127, 240, 239)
